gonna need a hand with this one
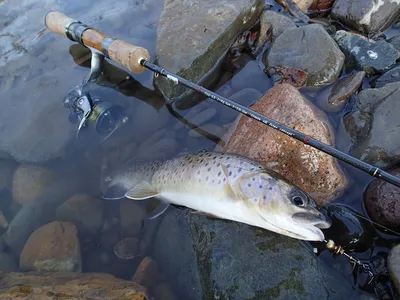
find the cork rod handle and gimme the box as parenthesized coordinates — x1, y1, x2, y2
(44, 10, 150, 74)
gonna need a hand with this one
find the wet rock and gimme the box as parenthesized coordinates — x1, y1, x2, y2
(154, 282, 177, 300)
(309, 0, 335, 11)
(132, 256, 160, 289)
(0, 159, 17, 193)
(153, 207, 359, 300)
(389, 35, 400, 53)
(11, 164, 55, 205)
(364, 167, 400, 231)
(258, 10, 296, 43)
(334, 30, 400, 74)
(370, 65, 400, 88)
(322, 204, 375, 253)
(56, 194, 104, 236)
(113, 237, 146, 260)
(120, 199, 146, 237)
(230, 60, 273, 93)
(342, 82, 400, 169)
(153, 0, 265, 104)
(0, 272, 148, 299)
(265, 24, 345, 87)
(20, 221, 81, 272)
(328, 71, 366, 108)
(331, 0, 400, 35)
(388, 244, 400, 294)
(217, 83, 348, 205)
(0, 252, 18, 273)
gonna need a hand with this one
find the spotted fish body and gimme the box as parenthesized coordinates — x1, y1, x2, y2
(103, 152, 331, 241)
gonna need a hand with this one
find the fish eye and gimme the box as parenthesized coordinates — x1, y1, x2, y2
(291, 193, 308, 207)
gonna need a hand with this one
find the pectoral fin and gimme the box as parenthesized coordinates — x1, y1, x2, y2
(125, 181, 159, 200)
(147, 202, 170, 220)
(220, 164, 240, 200)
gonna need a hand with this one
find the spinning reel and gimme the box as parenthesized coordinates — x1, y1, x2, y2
(63, 48, 129, 144)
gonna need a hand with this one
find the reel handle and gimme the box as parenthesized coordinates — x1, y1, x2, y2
(44, 10, 150, 74)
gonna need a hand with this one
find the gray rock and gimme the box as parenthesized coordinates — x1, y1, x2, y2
(334, 30, 400, 74)
(56, 194, 104, 236)
(388, 35, 400, 53)
(265, 24, 345, 86)
(259, 10, 296, 42)
(342, 82, 400, 169)
(328, 71, 366, 107)
(153, 0, 265, 105)
(388, 244, 400, 295)
(230, 60, 273, 93)
(120, 200, 146, 237)
(0, 252, 18, 273)
(331, 0, 400, 35)
(154, 207, 360, 300)
(371, 65, 400, 88)
(0, 159, 17, 193)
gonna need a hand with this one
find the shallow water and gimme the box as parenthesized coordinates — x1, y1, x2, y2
(1, 0, 400, 299)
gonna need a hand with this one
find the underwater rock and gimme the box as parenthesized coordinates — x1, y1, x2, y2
(11, 165, 55, 205)
(389, 35, 400, 53)
(0, 211, 9, 230)
(342, 82, 400, 169)
(258, 10, 296, 44)
(113, 237, 146, 260)
(20, 221, 82, 272)
(265, 24, 345, 87)
(153, 207, 360, 300)
(153, 0, 265, 105)
(120, 200, 146, 237)
(364, 167, 400, 231)
(154, 282, 177, 300)
(56, 194, 104, 236)
(334, 30, 400, 74)
(388, 244, 400, 294)
(331, 0, 400, 35)
(230, 60, 273, 93)
(0, 272, 148, 299)
(217, 83, 348, 205)
(132, 256, 160, 289)
(188, 123, 225, 139)
(322, 204, 375, 253)
(0, 252, 19, 273)
(0, 159, 17, 193)
(328, 71, 365, 108)
(135, 137, 179, 162)
(370, 65, 400, 88)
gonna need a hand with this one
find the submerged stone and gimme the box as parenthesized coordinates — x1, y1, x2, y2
(389, 35, 400, 53)
(342, 82, 400, 169)
(265, 24, 345, 87)
(388, 244, 400, 294)
(331, 0, 400, 35)
(328, 71, 365, 108)
(370, 65, 400, 88)
(334, 30, 400, 74)
(153, 0, 265, 105)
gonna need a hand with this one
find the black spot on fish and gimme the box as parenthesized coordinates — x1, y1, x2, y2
(238, 168, 242, 173)
(213, 156, 216, 160)
(205, 163, 209, 166)
(208, 168, 211, 172)
(263, 196, 266, 200)
(228, 171, 232, 176)
(250, 168, 255, 171)
(200, 159, 204, 163)
(223, 178, 226, 182)
(217, 163, 220, 167)
(259, 185, 262, 189)
(252, 178, 255, 181)
(248, 183, 251, 187)
(269, 187, 273, 190)
(218, 172, 221, 177)
(206, 176, 209, 181)
(197, 171, 200, 175)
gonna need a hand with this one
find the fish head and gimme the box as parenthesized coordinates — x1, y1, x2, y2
(238, 171, 331, 241)
(101, 167, 133, 200)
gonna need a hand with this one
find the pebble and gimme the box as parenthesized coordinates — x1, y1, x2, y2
(11, 164, 55, 205)
(0, 159, 17, 193)
(334, 30, 400, 74)
(19, 221, 82, 272)
(120, 199, 146, 237)
(327, 71, 366, 108)
(364, 167, 400, 231)
(219, 83, 348, 205)
(56, 194, 104, 236)
(113, 237, 146, 260)
(132, 256, 160, 289)
(370, 65, 400, 88)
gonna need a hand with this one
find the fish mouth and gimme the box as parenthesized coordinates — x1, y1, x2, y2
(291, 212, 332, 241)
(102, 184, 128, 200)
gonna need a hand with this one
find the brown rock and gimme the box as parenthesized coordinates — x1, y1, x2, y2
(309, 0, 335, 11)
(12, 165, 55, 205)
(20, 221, 82, 272)
(120, 200, 146, 237)
(364, 167, 400, 231)
(0, 271, 148, 299)
(132, 256, 160, 289)
(154, 282, 177, 300)
(388, 244, 400, 294)
(328, 71, 365, 107)
(218, 83, 348, 205)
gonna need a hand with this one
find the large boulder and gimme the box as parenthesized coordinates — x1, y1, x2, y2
(216, 83, 348, 205)
(341, 82, 400, 169)
(0, 272, 148, 299)
(264, 24, 345, 87)
(331, 0, 400, 35)
(153, 0, 265, 105)
(153, 207, 362, 300)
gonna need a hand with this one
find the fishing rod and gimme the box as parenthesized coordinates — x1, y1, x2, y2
(44, 11, 400, 189)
